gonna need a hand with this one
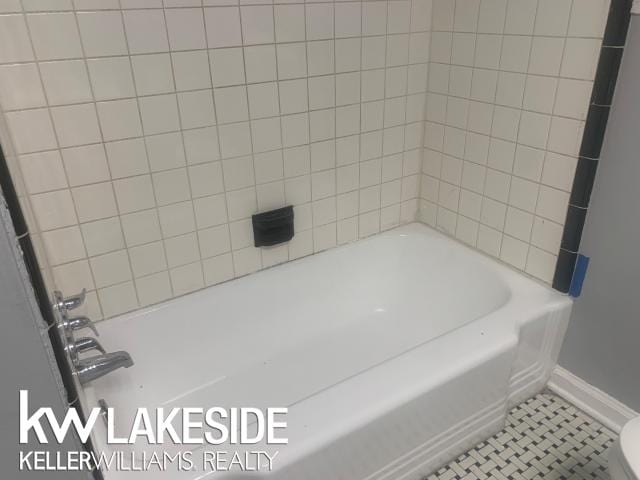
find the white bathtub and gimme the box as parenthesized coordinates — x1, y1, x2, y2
(80, 223, 571, 480)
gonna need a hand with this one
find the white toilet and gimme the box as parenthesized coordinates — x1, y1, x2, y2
(609, 416, 640, 480)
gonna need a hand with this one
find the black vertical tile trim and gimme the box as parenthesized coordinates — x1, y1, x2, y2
(580, 105, 611, 159)
(570, 157, 599, 208)
(591, 47, 624, 105)
(553, 0, 631, 293)
(0, 146, 28, 236)
(603, 0, 633, 46)
(553, 250, 578, 293)
(561, 206, 588, 253)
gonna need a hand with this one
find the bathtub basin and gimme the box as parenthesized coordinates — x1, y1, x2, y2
(80, 222, 571, 480)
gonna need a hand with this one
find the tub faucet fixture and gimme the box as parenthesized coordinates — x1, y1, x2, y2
(76, 351, 134, 385)
(60, 315, 99, 337)
(53, 288, 135, 385)
(53, 289, 86, 313)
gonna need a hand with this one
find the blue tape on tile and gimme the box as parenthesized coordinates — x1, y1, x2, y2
(569, 254, 590, 298)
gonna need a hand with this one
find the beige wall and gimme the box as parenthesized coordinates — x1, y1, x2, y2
(419, 0, 609, 284)
(0, 0, 431, 319)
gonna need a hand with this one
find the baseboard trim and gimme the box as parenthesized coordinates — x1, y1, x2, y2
(547, 366, 638, 433)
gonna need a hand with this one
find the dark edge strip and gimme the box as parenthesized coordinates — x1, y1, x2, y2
(603, 0, 633, 46)
(553, 0, 632, 293)
(553, 249, 578, 293)
(0, 145, 103, 480)
(591, 47, 624, 105)
(579, 105, 610, 159)
(560, 205, 588, 252)
(569, 157, 599, 208)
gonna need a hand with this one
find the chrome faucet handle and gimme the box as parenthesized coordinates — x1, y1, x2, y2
(76, 351, 134, 385)
(73, 337, 106, 355)
(66, 336, 105, 364)
(53, 289, 86, 312)
(61, 315, 99, 337)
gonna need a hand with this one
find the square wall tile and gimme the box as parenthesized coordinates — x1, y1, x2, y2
(194, 193, 227, 228)
(178, 90, 216, 129)
(170, 262, 204, 295)
(87, 57, 136, 101)
(205, 7, 242, 48)
(219, 122, 252, 158)
(51, 104, 102, 148)
(152, 168, 191, 206)
(139, 94, 181, 135)
(203, 253, 234, 286)
(241, 6, 274, 45)
(97, 99, 143, 141)
(121, 209, 161, 247)
(6, 109, 57, 154)
(274, 5, 305, 43)
(40, 60, 93, 106)
(52, 260, 95, 295)
(210, 47, 245, 87)
(165, 8, 206, 51)
(81, 217, 125, 257)
(19, 151, 67, 194)
(244, 45, 277, 84)
(173, 51, 211, 91)
(183, 126, 220, 164)
(77, 11, 128, 57)
(136, 271, 172, 307)
(534, 0, 571, 37)
(71, 182, 118, 222)
(132, 53, 175, 96)
(123, 9, 169, 54)
(27, 13, 82, 60)
(62, 144, 111, 187)
(158, 201, 195, 238)
(98, 281, 138, 318)
(215, 86, 249, 124)
(0, 15, 35, 63)
(42, 226, 85, 265)
(145, 132, 185, 172)
(113, 175, 156, 214)
(105, 138, 149, 179)
(164, 233, 200, 268)
(0, 63, 46, 110)
(306, 3, 334, 41)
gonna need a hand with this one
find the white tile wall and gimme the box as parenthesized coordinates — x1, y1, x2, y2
(0, 0, 429, 319)
(419, 0, 608, 284)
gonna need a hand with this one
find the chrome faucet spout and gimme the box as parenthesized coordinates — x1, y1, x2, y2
(76, 351, 134, 385)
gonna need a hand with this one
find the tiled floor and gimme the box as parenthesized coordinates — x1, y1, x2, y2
(425, 393, 616, 480)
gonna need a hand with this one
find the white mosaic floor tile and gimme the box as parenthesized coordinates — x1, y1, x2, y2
(425, 393, 616, 480)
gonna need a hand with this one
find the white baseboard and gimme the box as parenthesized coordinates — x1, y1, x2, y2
(632, 0, 640, 15)
(548, 366, 638, 434)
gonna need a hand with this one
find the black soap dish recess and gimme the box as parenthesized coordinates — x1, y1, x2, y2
(252, 206, 294, 247)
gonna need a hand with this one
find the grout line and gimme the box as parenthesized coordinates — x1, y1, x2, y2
(269, 4, 291, 261)
(452, 0, 482, 246)
(161, 4, 206, 293)
(20, 5, 106, 315)
(498, 0, 542, 270)
(522, 0, 574, 275)
(75, 2, 141, 314)
(202, 7, 236, 283)
(236, 3, 262, 273)
(118, 0, 171, 305)
(4, 0, 605, 310)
